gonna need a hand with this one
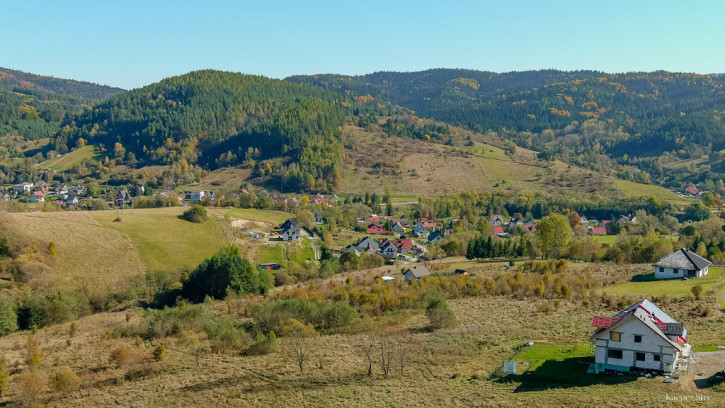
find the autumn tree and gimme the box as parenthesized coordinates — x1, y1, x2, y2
(282, 319, 317, 372)
(569, 211, 582, 228)
(535, 214, 572, 259)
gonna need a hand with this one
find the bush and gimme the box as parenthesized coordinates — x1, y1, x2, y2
(152, 344, 166, 361)
(50, 367, 80, 396)
(425, 290, 457, 329)
(181, 204, 208, 223)
(110, 346, 132, 368)
(182, 247, 266, 302)
(0, 295, 18, 336)
(251, 299, 359, 333)
(0, 359, 8, 397)
(691, 284, 704, 299)
(14, 372, 46, 407)
(204, 317, 252, 352)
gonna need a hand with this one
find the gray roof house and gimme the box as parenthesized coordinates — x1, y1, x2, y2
(403, 265, 431, 282)
(652, 248, 711, 280)
(280, 219, 300, 241)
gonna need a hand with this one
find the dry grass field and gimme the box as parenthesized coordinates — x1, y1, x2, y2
(3, 211, 145, 291)
(340, 124, 621, 198)
(0, 287, 722, 406)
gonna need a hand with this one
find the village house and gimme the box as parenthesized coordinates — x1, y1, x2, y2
(589, 226, 607, 236)
(380, 241, 398, 258)
(0, 191, 10, 201)
(190, 191, 205, 202)
(652, 248, 711, 280)
(490, 215, 505, 225)
(367, 223, 389, 235)
(427, 232, 442, 245)
(413, 224, 430, 239)
(30, 190, 45, 203)
(590, 300, 689, 374)
(280, 219, 300, 241)
(66, 195, 79, 206)
(353, 236, 381, 253)
(393, 218, 412, 228)
(115, 190, 127, 207)
(391, 221, 406, 234)
(403, 265, 431, 282)
(12, 182, 32, 193)
(34, 181, 50, 192)
(684, 186, 699, 195)
(394, 238, 414, 254)
(312, 211, 324, 224)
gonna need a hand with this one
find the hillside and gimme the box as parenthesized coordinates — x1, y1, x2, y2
(288, 69, 725, 189)
(50, 70, 346, 192)
(0, 67, 124, 100)
(338, 122, 620, 197)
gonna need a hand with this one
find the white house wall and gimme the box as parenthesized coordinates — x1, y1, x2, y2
(594, 318, 678, 371)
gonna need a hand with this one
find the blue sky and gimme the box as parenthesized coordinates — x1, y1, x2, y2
(2, 0, 724, 89)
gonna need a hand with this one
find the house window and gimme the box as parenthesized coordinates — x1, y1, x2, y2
(608, 349, 623, 359)
(654, 354, 661, 362)
(636, 352, 646, 361)
(634, 335, 642, 343)
(610, 332, 621, 342)
(659, 267, 664, 273)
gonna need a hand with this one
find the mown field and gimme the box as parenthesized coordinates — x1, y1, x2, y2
(37, 145, 99, 171)
(613, 179, 688, 204)
(220, 207, 291, 225)
(91, 207, 229, 272)
(601, 267, 725, 298)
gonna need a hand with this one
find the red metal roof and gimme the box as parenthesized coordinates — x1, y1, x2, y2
(592, 316, 622, 328)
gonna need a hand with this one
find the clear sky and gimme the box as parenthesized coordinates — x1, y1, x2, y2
(2, 0, 724, 89)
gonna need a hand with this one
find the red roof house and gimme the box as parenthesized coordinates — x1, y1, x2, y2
(589, 227, 607, 236)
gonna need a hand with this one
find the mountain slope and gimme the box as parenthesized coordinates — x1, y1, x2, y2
(288, 69, 725, 188)
(0, 67, 124, 100)
(288, 70, 725, 155)
(0, 67, 125, 150)
(51, 70, 347, 192)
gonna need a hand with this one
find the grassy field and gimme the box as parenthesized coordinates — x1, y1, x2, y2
(92, 207, 228, 272)
(38, 145, 99, 171)
(591, 235, 618, 244)
(601, 267, 725, 298)
(256, 238, 315, 266)
(0, 260, 724, 406)
(220, 208, 291, 225)
(3, 211, 145, 291)
(613, 179, 688, 204)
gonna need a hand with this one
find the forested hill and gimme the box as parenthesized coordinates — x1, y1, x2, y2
(287, 70, 725, 160)
(0, 68, 125, 143)
(0, 67, 124, 100)
(52, 70, 347, 192)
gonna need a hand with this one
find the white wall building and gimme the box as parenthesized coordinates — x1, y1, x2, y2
(652, 248, 711, 279)
(591, 300, 688, 374)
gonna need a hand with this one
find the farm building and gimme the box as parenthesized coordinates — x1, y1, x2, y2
(652, 248, 711, 279)
(590, 300, 689, 374)
(403, 265, 431, 282)
(258, 263, 282, 271)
